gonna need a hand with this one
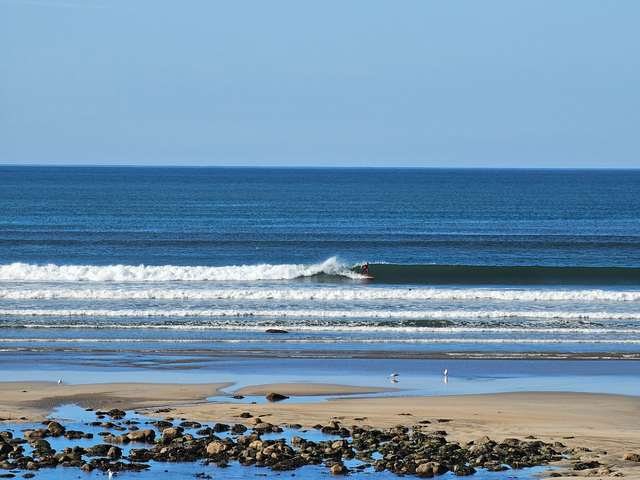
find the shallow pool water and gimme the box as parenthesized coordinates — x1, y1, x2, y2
(0, 404, 555, 480)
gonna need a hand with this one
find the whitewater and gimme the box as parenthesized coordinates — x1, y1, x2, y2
(0, 258, 362, 282)
(3, 286, 640, 302)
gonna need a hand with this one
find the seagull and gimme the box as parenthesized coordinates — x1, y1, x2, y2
(389, 372, 399, 379)
(443, 369, 448, 377)
(107, 469, 114, 479)
(57, 378, 63, 385)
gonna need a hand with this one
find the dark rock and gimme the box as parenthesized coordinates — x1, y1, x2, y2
(30, 439, 54, 457)
(329, 463, 348, 475)
(212, 423, 230, 433)
(64, 430, 91, 440)
(106, 409, 126, 419)
(231, 424, 248, 434)
(624, 452, 640, 462)
(46, 422, 65, 437)
(179, 421, 202, 429)
(265, 392, 289, 402)
(85, 444, 113, 457)
(107, 446, 122, 459)
(161, 426, 184, 443)
(127, 429, 155, 443)
(129, 448, 153, 462)
(573, 460, 601, 470)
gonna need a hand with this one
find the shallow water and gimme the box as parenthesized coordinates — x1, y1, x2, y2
(1, 356, 639, 399)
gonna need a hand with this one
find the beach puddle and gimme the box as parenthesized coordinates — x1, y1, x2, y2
(207, 392, 392, 405)
(0, 404, 555, 479)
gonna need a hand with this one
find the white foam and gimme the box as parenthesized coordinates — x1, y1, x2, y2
(1, 307, 639, 321)
(1, 286, 639, 302)
(1, 337, 639, 344)
(3, 325, 639, 334)
(0, 258, 361, 282)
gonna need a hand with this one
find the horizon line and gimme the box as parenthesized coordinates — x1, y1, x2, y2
(1, 163, 640, 171)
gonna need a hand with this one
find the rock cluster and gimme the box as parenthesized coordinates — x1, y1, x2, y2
(0, 413, 573, 477)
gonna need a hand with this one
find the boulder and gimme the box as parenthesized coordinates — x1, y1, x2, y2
(161, 427, 183, 443)
(129, 448, 153, 462)
(623, 452, 640, 462)
(46, 422, 65, 437)
(212, 423, 230, 433)
(85, 444, 112, 457)
(248, 440, 264, 450)
(206, 441, 227, 456)
(265, 392, 289, 402)
(30, 439, 54, 457)
(573, 460, 601, 470)
(127, 429, 155, 443)
(330, 463, 347, 475)
(107, 446, 122, 460)
(231, 424, 248, 434)
(416, 462, 447, 477)
(107, 409, 126, 419)
(23, 430, 47, 441)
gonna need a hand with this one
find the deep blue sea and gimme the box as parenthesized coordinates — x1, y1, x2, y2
(1, 166, 640, 358)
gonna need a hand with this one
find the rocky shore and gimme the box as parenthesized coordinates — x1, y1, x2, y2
(0, 405, 627, 478)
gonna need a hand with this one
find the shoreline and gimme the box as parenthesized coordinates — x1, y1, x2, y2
(3, 347, 640, 361)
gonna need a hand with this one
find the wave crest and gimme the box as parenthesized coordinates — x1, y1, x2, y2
(0, 257, 361, 282)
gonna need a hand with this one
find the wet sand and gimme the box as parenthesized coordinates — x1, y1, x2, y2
(234, 382, 397, 396)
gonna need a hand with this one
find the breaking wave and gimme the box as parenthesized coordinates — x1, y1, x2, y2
(0, 257, 361, 282)
(1, 308, 639, 321)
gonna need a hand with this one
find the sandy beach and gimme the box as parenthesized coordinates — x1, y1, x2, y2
(0, 381, 229, 420)
(1, 381, 639, 478)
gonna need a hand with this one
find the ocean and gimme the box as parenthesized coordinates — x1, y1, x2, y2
(1, 166, 640, 361)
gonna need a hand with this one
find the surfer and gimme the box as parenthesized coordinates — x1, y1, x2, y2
(361, 263, 369, 275)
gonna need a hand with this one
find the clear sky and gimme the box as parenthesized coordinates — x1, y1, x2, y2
(1, 0, 639, 167)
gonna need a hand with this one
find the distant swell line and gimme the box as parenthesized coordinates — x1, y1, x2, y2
(1, 308, 639, 321)
(365, 263, 640, 285)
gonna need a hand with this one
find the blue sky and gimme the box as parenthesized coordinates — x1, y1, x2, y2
(1, 0, 639, 167)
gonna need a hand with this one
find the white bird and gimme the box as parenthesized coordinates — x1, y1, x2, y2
(57, 378, 63, 385)
(389, 372, 399, 378)
(107, 469, 114, 479)
(443, 369, 448, 377)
